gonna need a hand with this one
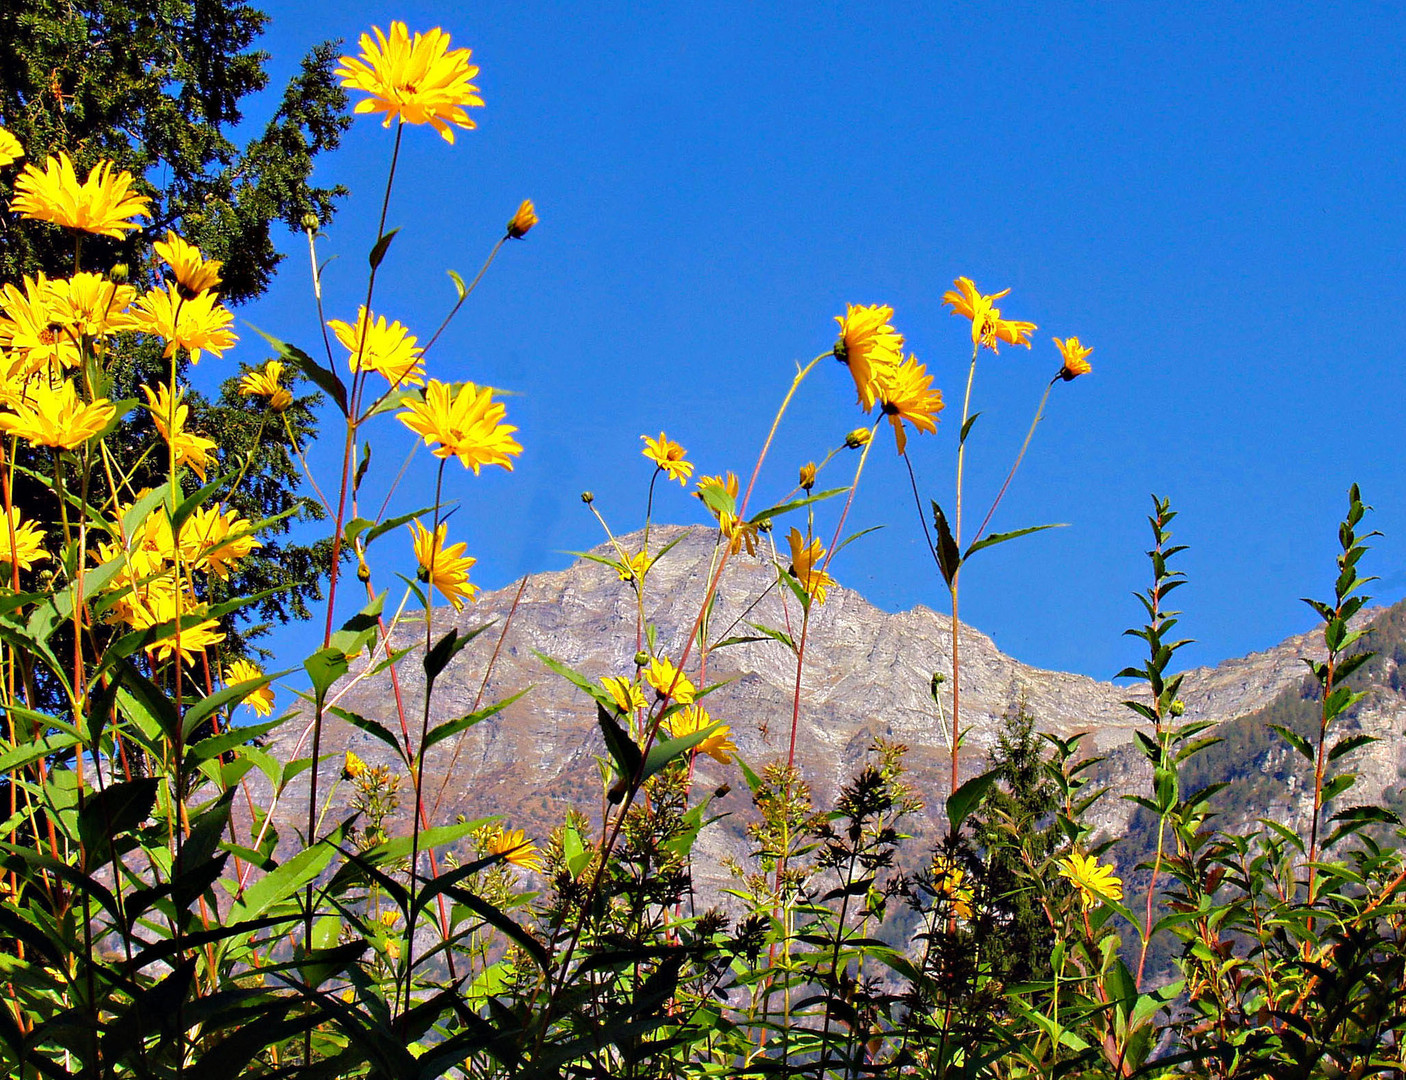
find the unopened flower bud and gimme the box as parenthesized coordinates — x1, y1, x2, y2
(799, 462, 817, 490)
(357, 555, 371, 583)
(845, 428, 872, 449)
(930, 672, 946, 700)
(109, 263, 129, 284)
(633, 651, 651, 668)
(507, 199, 538, 239)
(757, 519, 772, 533)
(301, 212, 320, 232)
(1169, 699, 1185, 717)
(581, 491, 594, 504)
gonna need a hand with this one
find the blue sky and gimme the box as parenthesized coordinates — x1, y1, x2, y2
(230, 1, 1406, 682)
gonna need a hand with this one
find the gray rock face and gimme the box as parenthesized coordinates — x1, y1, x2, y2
(265, 524, 1403, 891)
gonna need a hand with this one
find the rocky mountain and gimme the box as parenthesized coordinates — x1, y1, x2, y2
(264, 524, 1406, 890)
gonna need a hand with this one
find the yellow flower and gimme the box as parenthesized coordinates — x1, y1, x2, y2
(129, 591, 226, 666)
(1055, 336, 1093, 381)
(844, 427, 872, 449)
(833, 304, 904, 411)
(142, 383, 218, 481)
(645, 656, 695, 705)
(941, 277, 1036, 352)
(343, 751, 367, 780)
(410, 519, 479, 609)
(336, 23, 484, 143)
(616, 548, 652, 583)
(133, 285, 237, 363)
(180, 504, 261, 577)
(719, 511, 758, 557)
(0, 275, 81, 372)
(398, 380, 522, 473)
(666, 705, 737, 764)
(46, 273, 138, 338)
(1058, 851, 1123, 906)
(600, 675, 646, 714)
(487, 827, 543, 872)
(875, 355, 945, 454)
(0, 379, 116, 449)
(238, 360, 294, 412)
(0, 126, 23, 168)
(787, 527, 836, 605)
(507, 199, 538, 238)
(224, 658, 274, 717)
(931, 855, 974, 920)
(693, 472, 756, 554)
(799, 462, 816, 490)
(11, 154, 150, 238)
(379, 909, 399, 928)
(641, 432, 693, 485)
(0, 508, 47, 572)
(328, 307, 424, 388)
(384, 938, 401, 961)
(153, 231, 223, 297)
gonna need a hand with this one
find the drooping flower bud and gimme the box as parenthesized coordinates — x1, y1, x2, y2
(844, 428, 872, 449)
(507, 199, 538, 239)
(799, 462, 816, 490)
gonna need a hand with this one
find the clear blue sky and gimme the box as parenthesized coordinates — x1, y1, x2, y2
(228, 1, 1406, 682)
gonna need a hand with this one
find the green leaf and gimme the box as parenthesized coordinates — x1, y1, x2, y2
(945, 767, 1001, 832)
(247, 324, 349, 416)
(304, 647, 349, 702)
(423, 690, 526, 753)
(1329, 733, 1378, 763)
(747, 487, 848, 526)
(329, 705, 407, 763)
(77, 778, 159, 869)
(368, 226, 400, 270)
(231, 824, 346, 922)
(931, 501, 961, 588)
(181, 669, 290, 741)
(1268, 724, 1316, 764)
(963, 522, 1068, 560)
(597, 703, 643, 787)
(959, 412, 981, 444)
(447, 269, 467, 301)
(365, 506, 436, 548)
(330, 594, 385, 660)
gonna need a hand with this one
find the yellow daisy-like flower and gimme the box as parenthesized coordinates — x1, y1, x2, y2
(10, 154, 151, 238)
(410, 519, 479, 609)
(787, 527, 837, 606)
(666, 704, 737, 764)
(0, 126, 23, 168)
(941, 277, 1036, 352)
(487, 827, 543, 872)
(693, 473, 756, 554)
(238, 360, 293, 412)
(1055, 336, 1093, 381)
(180, 504, 261, 578)
(46, 272, 138, 338)
(343, 751, 368, 780)
(153, 231, 223, 297)
(875, 355, 945, 454)
(142, 383, 218, 481)
(931, 855, 974, 920)
(379, 909, 399, 928)
(799, 462, 817, 490)
(133, 285, 237, 363)
(1058, 851, 1123, 906)
(129, 591, 227, 666)
(398, 379, 522, 473)
(833, 303, 904, 411)
(641, 432, 693, 485)
(507, 199, 538, 239)
(0, 275, 82, 372)
(328, 307, 424, 389)
(224, 658, 274, 717)
(616, 548, 652, 584)
(336, 23, 484, 143)
(600, 675, 646, 715)
(0, 508, 47, 572)
(645, 656, 695, 705)
(0, 379, 116, 449)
